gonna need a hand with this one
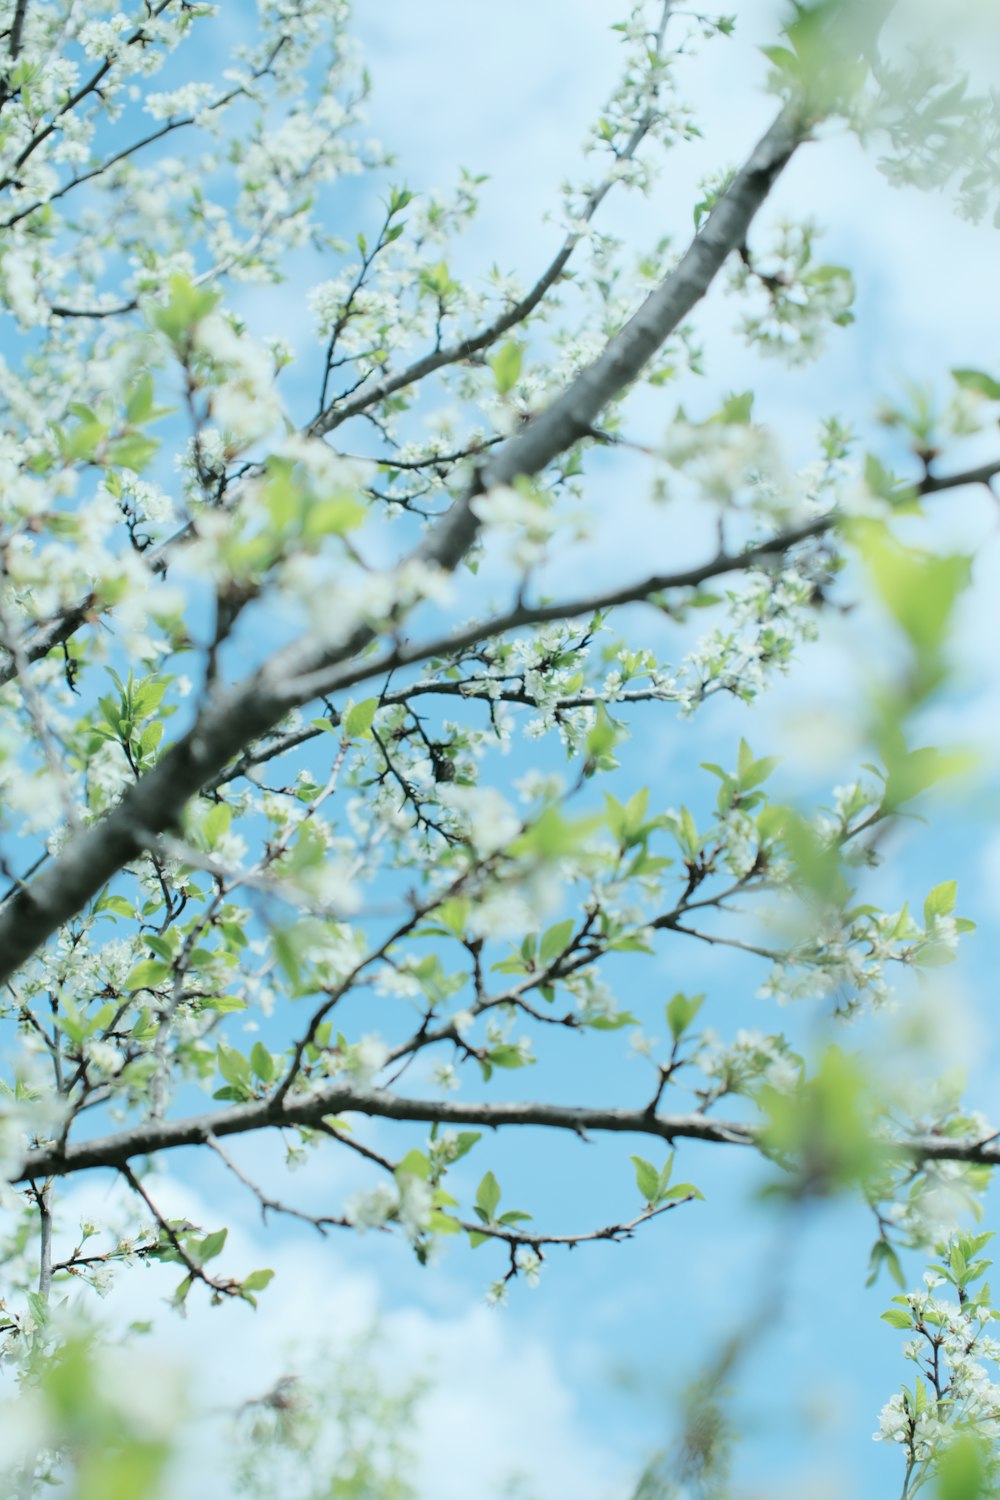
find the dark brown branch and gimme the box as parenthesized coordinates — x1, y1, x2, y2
(12, 1085, 1000, 1186)
(17, 1090, 755, 1182)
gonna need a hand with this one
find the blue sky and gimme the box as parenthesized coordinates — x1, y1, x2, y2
(42, 2, 1000, 1496)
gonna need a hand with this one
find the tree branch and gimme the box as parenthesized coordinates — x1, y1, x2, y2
(284, 513, 832, 707)
(15, 1090, 755, 1182)
(119, 1161, 243, 1299)
(0, 101, 808, 981)
(12, 1084, 1000, 1185)
(4, 40, 287, 235)
(0, 0, 179, 191)
(308, 0, 679, 438)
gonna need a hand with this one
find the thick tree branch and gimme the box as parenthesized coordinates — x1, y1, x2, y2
(1, 423, 995, 981)
(14, 1090, 756, 1181)
(12, 1085, 1000, 1184)
(7, 0, 27, 62)
(409, 105, 807, 578)
(0, 102, 808, 981)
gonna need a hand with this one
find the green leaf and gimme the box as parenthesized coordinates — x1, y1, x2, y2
(140, 721, 164, 756)
(420, 260, 454, 298)
(605, 787, 652, 848)
(395, 1149, 431, 1181)
(422, 900, 470, 936)
(149, 273, 221, 344)
(61, 418, 107, 463)
(249, 1041, 274, 1084)
(631, 1155, 660, 1204)
(489, 341, 524, 395)
(760, 42, 799, 74)
(202, 995, 247, 1014)
(475, 1171, 501, 1221)
(107, 433, 159, 471)
(302, 495, 367, 537)
(217, 1044, 251, 1086)
(343, 697, 378, 739)
(924, 880, 957, 925)
(864, 451, 904, 503)
(586, 702, 619, 768)
(97, 894, 134, 919)
(666, 992, 704, 1041)
(497, 1209, 532, 1225)
(742, 754, 780, 792)
(952, 367, 1000, 401)
(881, 743, 977, 813)
(854, 519, 971, 660)
(657, 1153, 674, 1195)
(778, 809, 845, 903)
(585, 1010, 639, 1030)
(274, 930, 301, 990)
(867, 1239, 906, 1288)
(539, 919, 574, 967)
(170, 1275, 192, 1308)
(665, 1183, 703, 1201)
(125, 372, 155, 425)
(510, 807, 602, 861)
(197, 1228, 228, 1263)
(124, 959, 171, 990)
(241, 1268, 275, 1294)
(203, 801, 232, 847)
(713, 390, 754, 425)
(880, 1307, 913, 1329)
(486, 1044, 531, 1069)
(935, 1434, 990, 1500)
(759, 1045, 878, 1193)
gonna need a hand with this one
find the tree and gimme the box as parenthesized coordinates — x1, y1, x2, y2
(1, 0, 999, 1492)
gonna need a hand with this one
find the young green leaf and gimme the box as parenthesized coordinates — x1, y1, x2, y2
(343, 698, 378, 739)
(475, 1171, 501, 1221)
(631, 1156, 660, 1204)
(489, 341, 524, 395)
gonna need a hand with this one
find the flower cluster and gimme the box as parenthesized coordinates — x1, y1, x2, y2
(875, 1233, 1000, 1490)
